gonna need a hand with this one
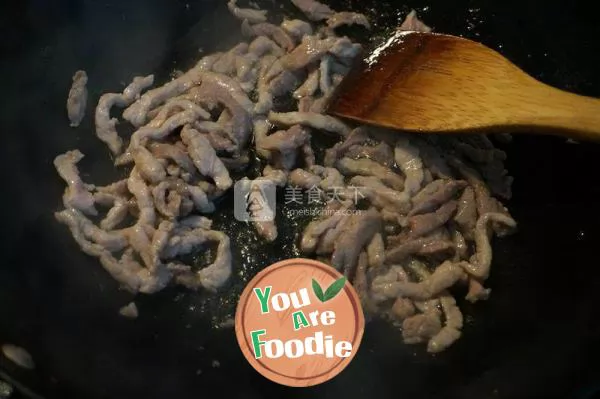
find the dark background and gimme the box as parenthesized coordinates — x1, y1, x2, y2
(1, 0, 600, 398)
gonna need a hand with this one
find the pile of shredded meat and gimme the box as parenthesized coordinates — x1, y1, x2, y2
(55, 0, 516, 353)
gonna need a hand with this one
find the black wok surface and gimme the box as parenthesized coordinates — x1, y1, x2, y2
(1, 0, 600, 398)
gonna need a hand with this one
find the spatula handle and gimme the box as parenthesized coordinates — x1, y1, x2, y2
(514, 82, 600, 141)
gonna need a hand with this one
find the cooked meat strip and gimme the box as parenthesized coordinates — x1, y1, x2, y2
(268, 111, 351, 137)
(344, 142, 395, 168)
(466, 277, 491, 303)
(349, 176, 411, 214)
(100, 196, 130, 231)
(281, 19, 313, 42)
(119, 302, 139, 319)
(67, 70, 88, 127)
(261, 165, 289, 187)
(279, 35, 338, 71)
(454, 186, 477, 239)
(289, 168, 321, 189)
(409, 179, 467, 216)
(399, 9, 432, 33)
(395, 136, 424, 197)
(148, 142, 196, 174)
(402, 313, 442, 344)
(331, 209, 382, 277)
(147, 99, 211, 128)
(413, 139, 454, 179)
(385, 237, 455, 263)
(132, 146, 167, 185)
(328, 37, 363, 60)
(249, 36, 285, 57)
(391, 296, 417, 321)
(406, 200, 458, 239)
(169, 230, 232, 291)
(319, 54, 334, 94)
(1, 344, 35, 370)
(382, 260, 466, 300)
(181, 125, 232, 191)
(54, 150, 97, 216)
(242, 21, 295, 52)
(427, 295, 463, 353)
(326, 12, 371, 30)
(318, 167, 345, 191)
(451, 228, 469, 261)
(117, 109, 206, 165)
(371, 264, 410, 303)
(99, 249, 171, 294)
(291, 0, 335, 21)
(354, 252, 377, 314)
(337, 157, 404, 191)
(227, 0, 267, 24)
(366, 233, 385, 269)
(323, 126, 370, 166)
(293, 69, 320, 99)
(462, 212, 517, 280)
(316, 215, 352, 255)
(300, 203, 347, 253)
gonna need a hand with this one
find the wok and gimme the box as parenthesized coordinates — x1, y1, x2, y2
(1, 0, 599, 398)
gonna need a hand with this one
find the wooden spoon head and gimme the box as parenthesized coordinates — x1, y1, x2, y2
(327, 31, 532, 133)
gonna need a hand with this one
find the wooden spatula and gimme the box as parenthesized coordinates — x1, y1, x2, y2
(327, 31, 600, 141)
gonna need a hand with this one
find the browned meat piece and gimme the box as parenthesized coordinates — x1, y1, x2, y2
(294, 69, 320, 99)
(181, 125, 232, 191)
(366, 233, 385, 269)
(331, 209, 382, 277)
(385, 237, 455, 263)
(399, 9, 432, 33)
(349, 176, 411, 214)
(291, 0, 335, 21)
(326, 12, 371, 30)
(406, 201, 458, 239)
(301, 210, 346, 254)
(371, 265, 410, 303)
(454, 186, 477, 239)
(344, 142, 395, 168)
(259, 125, 309, 170)
(402, 313, 442, 344)
(337, 158, 404, 191)
(119, 302, 139, 318)
(461, 212, 517, 280)
(67, 70, 88, 127)
(409, 179, 467, 216)
(227, 0, 267, 23)
(54, 150, 97, 216)
(316, 215, 352, 255)
(382, 260, 466, 300)
(241, 21, 295, 52)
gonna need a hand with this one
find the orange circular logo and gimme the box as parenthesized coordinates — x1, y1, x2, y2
(235, 258, 365, 387)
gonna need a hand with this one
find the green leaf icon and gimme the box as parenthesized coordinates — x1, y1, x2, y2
(323, 276, 347, 301)
(312, 279, 325, 302)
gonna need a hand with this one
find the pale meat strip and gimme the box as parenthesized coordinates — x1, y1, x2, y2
(54, 150, 97, 216)
(67, 70, 88, 127)
(227, 0, 267, 24)
(181, 125, 233, 191)
(95, 75, 154, 155)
